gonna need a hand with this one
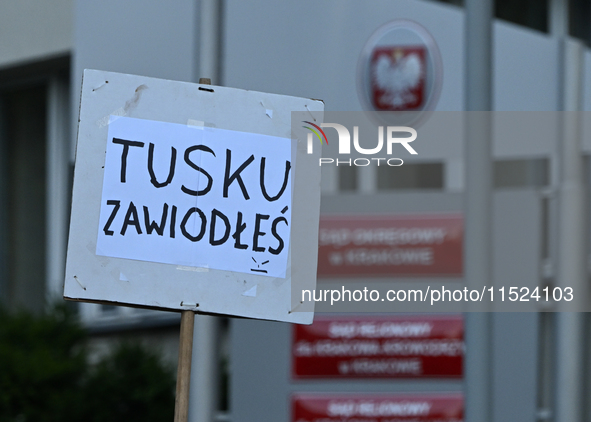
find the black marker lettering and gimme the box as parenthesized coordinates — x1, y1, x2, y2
(232, 212, 248, 249)
(180, 207, 206, 242)
(223, 149, 254, 199)
(143, 203, 169, 236)
(103, 200, 121, 236)
(170, 205, 177, 238)
(209, 209, 230, 246)
(260, 158, 291, 202)
(148, 143, 176, 188)
(120, 201, 142, 235)
(181, 145, 215, 196)
(269, 216, 288, 255)
(253, 213, 269, 252)
(112, 138, 145, 183)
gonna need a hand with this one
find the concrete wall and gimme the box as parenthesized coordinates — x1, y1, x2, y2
(0, 0, 73, 69)
(71, 0, 199, 141)
(223, 0, 464, 112)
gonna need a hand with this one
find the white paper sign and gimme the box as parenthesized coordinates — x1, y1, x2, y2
(64, 69, 323, 324)
(96, 116, 292, 278)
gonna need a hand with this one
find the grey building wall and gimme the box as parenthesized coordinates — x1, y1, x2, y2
(0, 1, 582, 420)
(0, 0, 73, 69)
(72, 0, 200, 140)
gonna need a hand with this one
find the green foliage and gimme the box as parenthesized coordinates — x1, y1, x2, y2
(81, 342, 175, 422)
(0, 305, 175, 422)
(0, 304, 87, 422)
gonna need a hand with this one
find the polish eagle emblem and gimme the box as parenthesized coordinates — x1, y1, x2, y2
(370, 46, 426, 111)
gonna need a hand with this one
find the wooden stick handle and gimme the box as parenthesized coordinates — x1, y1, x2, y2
(175, 76, 210, 422)
(174, 310, 195, 422)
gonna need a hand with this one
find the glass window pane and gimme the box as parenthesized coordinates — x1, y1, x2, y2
(377, 162, 444, 190)
(1, 85, 47, 312)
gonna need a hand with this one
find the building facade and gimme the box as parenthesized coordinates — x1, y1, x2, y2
(1, 1, 591, 421)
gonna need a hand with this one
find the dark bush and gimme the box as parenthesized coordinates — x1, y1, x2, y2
(0, 304, 87, 422)
(0, 305, 175, 422)
(81, 342, 175, 422)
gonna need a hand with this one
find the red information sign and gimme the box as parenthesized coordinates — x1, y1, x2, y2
(292, 393, 463, 422)
(292, 315, 463, 379)
(317, 215, 463, 277)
